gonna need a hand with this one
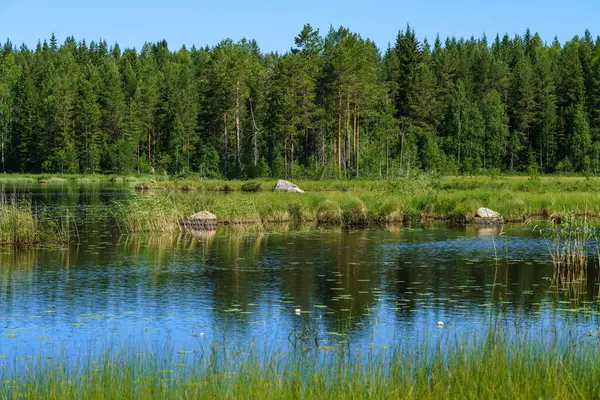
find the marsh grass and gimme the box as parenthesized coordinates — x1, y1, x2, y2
(110, 175, 600, 234)
(0, 173, 143, 183)
(0, 192, 69, 246)
(2, 324, 600, 399)
(541, 212, 597, 291)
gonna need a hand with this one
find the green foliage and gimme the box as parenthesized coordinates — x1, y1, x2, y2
(241, 182, 262, 192)
(106, 139, 136, 173)
(0, 27, 599, 177)
(556, 157, 574, 174)
(528, 152, 540, 181)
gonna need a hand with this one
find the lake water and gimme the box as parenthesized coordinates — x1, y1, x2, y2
(1, 183, 599, 369)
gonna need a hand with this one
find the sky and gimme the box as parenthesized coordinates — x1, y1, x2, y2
(2, 0, 599, 53)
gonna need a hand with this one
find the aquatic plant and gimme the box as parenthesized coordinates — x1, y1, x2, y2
(0, 193, 69, 247)
(542, 212, 595, 286)
(2, 324, 600, 399)
(316, 200, 342, 225)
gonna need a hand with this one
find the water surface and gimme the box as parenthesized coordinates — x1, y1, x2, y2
(0, 183, 598, 368)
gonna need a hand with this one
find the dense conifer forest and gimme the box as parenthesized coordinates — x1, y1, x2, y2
(0, 25, 599, 178)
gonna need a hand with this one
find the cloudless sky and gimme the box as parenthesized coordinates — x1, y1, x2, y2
(2, 0, 599, 53)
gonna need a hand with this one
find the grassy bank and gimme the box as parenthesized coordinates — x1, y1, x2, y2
(114, 175, 600, 232)
(3, 174, 600, 234)
(0, 195, 70, 247)
(2, 325, 599, 399)
(128, 174, 600, 194)
(0, 173, 147, 183)
(1, 173, 600, 192)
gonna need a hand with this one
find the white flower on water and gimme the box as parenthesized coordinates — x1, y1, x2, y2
(437, 321, 444, 327)
(295, 308, 301, 315)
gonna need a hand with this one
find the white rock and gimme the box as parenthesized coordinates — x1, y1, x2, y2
(273, 179, 305, 193)
(476, 207, 501, 219)
(179, 210, 217, 229)
(188, 211, 217, 221)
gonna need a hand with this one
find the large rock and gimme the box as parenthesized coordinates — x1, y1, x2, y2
(179, 211, 217, 230)
(273, 179, 305, 193)
(472, 207, 504, 225)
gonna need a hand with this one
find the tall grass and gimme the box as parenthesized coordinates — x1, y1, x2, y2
(2, 324, 600, 399)
(542, 212, 596, 288)
(0, 193, 69, 246)
(110, 175, 600, 233)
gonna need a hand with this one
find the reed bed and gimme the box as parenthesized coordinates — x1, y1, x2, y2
(113, 179, 600, 233)
(0, 193, 69, 247)
(1, 324, 600, 399)
(541, 212, 597, 286)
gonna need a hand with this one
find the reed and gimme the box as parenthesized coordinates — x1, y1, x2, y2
(542, 212, 596, 288)
(0, 193, 69, 246)
(2, 324, 600, 399)
(23, 173, 584, 233)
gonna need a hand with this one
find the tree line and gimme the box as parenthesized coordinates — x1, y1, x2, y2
(0, 25, 599, 178)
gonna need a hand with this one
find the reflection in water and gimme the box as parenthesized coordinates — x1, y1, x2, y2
(1, 224, 600, 366)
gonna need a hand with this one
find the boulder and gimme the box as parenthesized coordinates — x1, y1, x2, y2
(472, 207, 504, 225)
(273, 179, 305, 193)
(179, 211, 217, 230)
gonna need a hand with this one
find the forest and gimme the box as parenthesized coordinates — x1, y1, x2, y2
(0, 24, 599, 178)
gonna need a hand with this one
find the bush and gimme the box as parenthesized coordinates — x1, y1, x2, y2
(241, 182, 263, 192)
(316, 200, 342, 225)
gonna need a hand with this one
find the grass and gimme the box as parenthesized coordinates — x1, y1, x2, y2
(0, 173, 145, 183)
(0, 193, 69, 247)
(1, 324, 600, 399)
(111, 191, 413, 233)
(112, 175, 600, 232)
(538, 211, 600, 302)
(5, 173, 600, 234)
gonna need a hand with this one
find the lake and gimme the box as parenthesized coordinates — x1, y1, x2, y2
(1, 183, 599, 370)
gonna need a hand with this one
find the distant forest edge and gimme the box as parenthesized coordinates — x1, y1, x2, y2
(0, 25, 599, 178)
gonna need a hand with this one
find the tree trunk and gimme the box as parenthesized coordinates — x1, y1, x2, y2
(332, 117, 337, 169)
(223, 112, 228, 177)
(356, 108, 359, 177)
(385, 98, 389, 179)
(268, 124, 273, 171)
(337, 88, 342, 170)
(345, 92, 350, 170)
(147, 132, 151, 163)
(284, 135, 288, 178)
(288, 127, 295, 178)
(235, 82, 241, 171)
(1, 132, 4, 173)
(386, 132, 389, 180)
(399, 121, 406, 175)
(353, 103, 357, 175)
(249, 98, 259, 166)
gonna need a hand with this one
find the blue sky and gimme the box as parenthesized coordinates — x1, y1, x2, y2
(2, 0, 599, 53)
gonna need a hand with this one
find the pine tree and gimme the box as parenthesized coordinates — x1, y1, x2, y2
(12, 65, 36, 172)
(481, 90, 509, 169)
(569, 102, 591, 171)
